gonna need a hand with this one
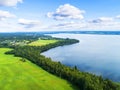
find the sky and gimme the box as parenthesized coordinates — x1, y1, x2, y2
(0, 0, 120, 32)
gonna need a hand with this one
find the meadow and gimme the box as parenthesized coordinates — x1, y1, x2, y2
(0, 48, 78, 90)
(28, 39, 58, 46)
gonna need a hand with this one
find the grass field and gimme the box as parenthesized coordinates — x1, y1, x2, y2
(0, 48, 78, 90)
(28, 39, 58, 46)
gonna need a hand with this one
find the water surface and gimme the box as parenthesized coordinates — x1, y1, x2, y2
(42, 34, 120, 82)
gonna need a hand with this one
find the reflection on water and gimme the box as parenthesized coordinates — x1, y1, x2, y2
(42, 34, 120, 82)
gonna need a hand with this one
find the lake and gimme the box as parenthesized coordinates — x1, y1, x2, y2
(42, 33, 120, 82)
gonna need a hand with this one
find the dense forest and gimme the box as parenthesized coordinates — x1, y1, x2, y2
(5, 35, 118, 90)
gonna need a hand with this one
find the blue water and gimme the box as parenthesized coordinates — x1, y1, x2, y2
(42, 33, 120, 82)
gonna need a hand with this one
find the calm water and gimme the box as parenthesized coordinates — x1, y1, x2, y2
(42, 34, 120, 82)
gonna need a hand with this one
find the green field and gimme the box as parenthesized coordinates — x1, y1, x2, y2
(28, 39, 58, 46)
(0, 48, 78, 90)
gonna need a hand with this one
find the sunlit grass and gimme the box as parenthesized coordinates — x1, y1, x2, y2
(28, 39, 58, 46)
(0, 48, 78, 90)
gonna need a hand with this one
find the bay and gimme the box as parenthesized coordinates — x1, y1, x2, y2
(42, 34, 120, 82)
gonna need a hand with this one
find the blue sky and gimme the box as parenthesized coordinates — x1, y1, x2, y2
(0, 0, 120, 32)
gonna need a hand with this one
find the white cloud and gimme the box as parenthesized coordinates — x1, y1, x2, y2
(46, 15, 120, 31)
(91, 22, 120, 30)
(0, 10, 16, 20)
(47, 4, 85, 20)
(18, 18, 41, 28)
(85, 17, 120, 30)
(0, 0, 23, 7)
(47, 21, 87, 30)
(116, 15, 120, 19)
(99, 17, 113, 22)
(90, 17, 113, 23)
